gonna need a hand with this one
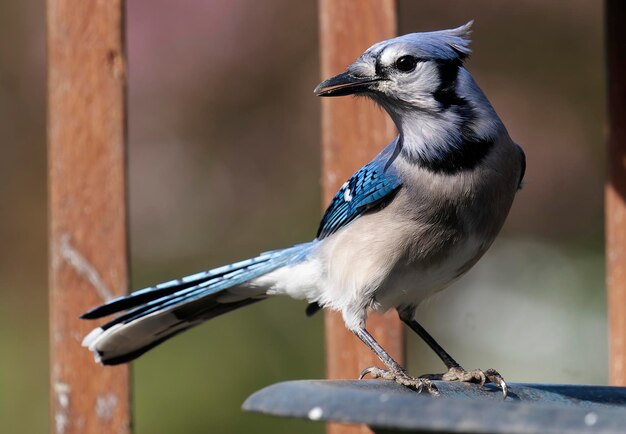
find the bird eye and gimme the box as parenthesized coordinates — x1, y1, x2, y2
(395, 55, 419, 73)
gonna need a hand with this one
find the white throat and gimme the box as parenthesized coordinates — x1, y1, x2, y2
(395, 109, 465, 162)
(380, 68, 504, 164)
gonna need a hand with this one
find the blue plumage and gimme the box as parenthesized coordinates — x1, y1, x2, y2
(81, 23, 521, 397)
(83, 243, 312, 331)
(317, 141, 402, 239)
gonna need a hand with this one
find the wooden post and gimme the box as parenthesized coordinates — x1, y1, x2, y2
(48, 1, 131, 433)
(606, 0, 626, 387)
(319, 1, 401, 433)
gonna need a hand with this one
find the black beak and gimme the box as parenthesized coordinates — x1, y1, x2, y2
(314, 71, 382, 97)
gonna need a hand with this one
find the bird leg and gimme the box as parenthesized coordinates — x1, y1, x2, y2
(397, 307, 508, 398)
(353, 327, 438, 395)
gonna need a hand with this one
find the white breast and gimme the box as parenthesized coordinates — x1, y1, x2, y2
(372, 234, 487, 312)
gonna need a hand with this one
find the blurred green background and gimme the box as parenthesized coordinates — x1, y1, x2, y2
(0, 1, 605, 433)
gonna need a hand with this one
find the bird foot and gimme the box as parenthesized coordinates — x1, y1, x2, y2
(359, 366, 439, 395)
(422, 366, 507, 398)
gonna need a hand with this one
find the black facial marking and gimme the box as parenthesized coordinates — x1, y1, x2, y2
(417, 137, 494, 175)
(375, 57, 388, 78)
(376, 53, 426, 79)
(433, 59, 465, 109)
(411, 76, 496, 175)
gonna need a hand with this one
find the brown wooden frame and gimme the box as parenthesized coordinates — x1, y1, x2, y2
(319, 1, 402, 433)
(46, 1, 625, 432)
(48, 1, 131, 433)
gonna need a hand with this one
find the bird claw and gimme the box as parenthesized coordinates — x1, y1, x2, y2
(359, 366, 439, 395)
(438, 366, 508, 399)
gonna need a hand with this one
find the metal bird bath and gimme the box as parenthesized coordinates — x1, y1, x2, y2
(243, 380, 626, 433)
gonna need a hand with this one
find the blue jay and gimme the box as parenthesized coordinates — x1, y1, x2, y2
(82, 22, 524, 397)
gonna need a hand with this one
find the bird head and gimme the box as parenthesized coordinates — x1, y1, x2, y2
(315, 21, 504, 161)
(315, 21, 473, 114)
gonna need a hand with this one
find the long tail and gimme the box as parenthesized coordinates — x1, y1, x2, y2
(81, 242, 313, 365)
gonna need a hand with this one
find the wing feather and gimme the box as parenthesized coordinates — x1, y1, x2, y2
(316, 140, 402, 239)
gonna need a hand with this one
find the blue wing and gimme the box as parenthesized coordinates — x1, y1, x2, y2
(316, 140, 402, 239)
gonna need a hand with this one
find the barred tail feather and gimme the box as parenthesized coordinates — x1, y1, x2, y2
(82, 243, 313, 365)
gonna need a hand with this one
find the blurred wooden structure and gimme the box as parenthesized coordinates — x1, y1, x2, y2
(46, 0, 626, 432)
(606, 0, 626, 387)
(319, 1, 402, 434)
(47, 1, 131, 433)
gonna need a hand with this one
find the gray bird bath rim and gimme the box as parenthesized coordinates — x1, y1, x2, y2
(242, 380, 626, 433)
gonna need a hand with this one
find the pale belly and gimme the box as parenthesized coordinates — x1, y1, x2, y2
(372, 234, 488, 312)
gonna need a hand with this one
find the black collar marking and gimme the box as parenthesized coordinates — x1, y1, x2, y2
(415, 136, 495, 174)
(415, 60, 495, 174)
